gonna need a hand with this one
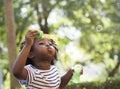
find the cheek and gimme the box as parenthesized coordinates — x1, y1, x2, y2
(50, 46, 56, 53)
(35, 45, 46, 54)
(51, 46, 55, 49)
(34, 45, 56, 56)
(40, 45, 46, 48)
(50, 46, 55, 50)
(52, 48, 56, 56)
(33, 46, 43, 55)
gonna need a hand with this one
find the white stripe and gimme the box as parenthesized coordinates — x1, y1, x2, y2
(23, 64, 61, 89)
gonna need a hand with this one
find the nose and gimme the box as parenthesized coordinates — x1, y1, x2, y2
(45, 43, 53, 49)
(45, 42, 50, 47)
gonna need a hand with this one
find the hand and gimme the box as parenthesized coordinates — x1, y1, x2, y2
(25, 30, 39, 46)
(80, 68, 83, 75)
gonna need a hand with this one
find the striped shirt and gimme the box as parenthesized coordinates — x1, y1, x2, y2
(20, 64, 61, 89)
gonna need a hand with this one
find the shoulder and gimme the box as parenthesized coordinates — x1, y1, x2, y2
(24, 64, 34, 70)
(24, 64, 36, 73)
(24, 64, 32, 68)
(50, 65, 60, 75)
(50, 65, 58, 70)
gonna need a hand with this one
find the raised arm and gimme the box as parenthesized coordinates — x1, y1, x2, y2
(12, 30, 39, 80)
(59, 69, 74, 89)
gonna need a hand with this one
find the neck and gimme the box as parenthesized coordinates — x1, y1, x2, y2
(35, 61, 51, 70)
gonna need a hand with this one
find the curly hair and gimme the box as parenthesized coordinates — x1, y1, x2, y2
(20, 38, 58, 65)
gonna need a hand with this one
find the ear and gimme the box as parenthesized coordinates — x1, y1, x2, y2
(28, 52, 34, 59)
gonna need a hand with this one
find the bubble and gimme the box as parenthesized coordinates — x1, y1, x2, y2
(116, 2, 120, 9)
(72, 64, 83, 83)
(37, 31, 43, 39)
(96, 25, 103, 32)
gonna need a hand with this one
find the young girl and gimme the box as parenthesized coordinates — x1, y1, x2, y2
(13, 30, 76, 89)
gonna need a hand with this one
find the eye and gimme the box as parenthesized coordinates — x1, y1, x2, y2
(49, 43, 52, 45)
(39, 42, 45, 45)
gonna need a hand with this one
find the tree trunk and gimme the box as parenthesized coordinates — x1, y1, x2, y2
(4, 0, 20, 89)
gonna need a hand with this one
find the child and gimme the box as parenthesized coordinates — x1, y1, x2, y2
(13, 30, 82, 89)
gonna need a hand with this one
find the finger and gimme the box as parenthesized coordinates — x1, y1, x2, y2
(27, 30, 34, 34)
(33, 32, 39, 37)
(80, 69, 83, 75)
(28, 30, 34, 33)
(29, 29, 39, 33)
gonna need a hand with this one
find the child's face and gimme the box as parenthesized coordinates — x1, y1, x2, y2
(31, 38, 56, 61)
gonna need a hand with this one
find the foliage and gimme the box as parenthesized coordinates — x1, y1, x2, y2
(65, 79, 120, 89)
(59, 0, 120, 77)
(1, 0, 120, 88)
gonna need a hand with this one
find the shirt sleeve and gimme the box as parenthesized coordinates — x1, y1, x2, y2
(19, 65, 33, 86)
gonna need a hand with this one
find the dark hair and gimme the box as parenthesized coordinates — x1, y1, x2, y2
(20, 38, 58, 65)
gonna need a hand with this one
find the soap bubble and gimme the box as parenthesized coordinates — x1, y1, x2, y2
(116, 2, 120, 9)
(72, 64, 83, 83)
(96, 25, 103, 32)
(73, 64, 82, 73)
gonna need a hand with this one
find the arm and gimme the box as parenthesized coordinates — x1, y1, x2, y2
(12, 30, 39, 80)
(13, 44, 31, 80)
(59, 67, 83, 89)
(59, 69, 74, 89)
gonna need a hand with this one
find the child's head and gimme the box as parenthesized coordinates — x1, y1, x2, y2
(20, 38, 58, 65)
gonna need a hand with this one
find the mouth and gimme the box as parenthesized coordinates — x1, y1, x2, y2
(47, 46, 54, 52)
(47, 48, 53, 53)
(47, 47, 55, 58)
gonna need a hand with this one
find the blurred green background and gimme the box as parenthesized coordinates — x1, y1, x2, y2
(0, 0, 120, 89)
